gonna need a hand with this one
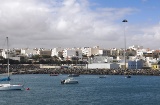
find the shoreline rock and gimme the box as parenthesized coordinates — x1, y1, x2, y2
(1, 64, 160, 76)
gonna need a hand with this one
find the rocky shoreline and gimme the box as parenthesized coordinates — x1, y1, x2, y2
(1, 64, 160, 76)
(14, 68, 160, 76)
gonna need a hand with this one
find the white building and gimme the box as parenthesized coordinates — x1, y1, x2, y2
(0, 49, 21, 61)
(87, 63, 119, 69)
(51, 47, 62, 57)
(129, 45, 143, 50)
(81, 46, 100, 56)
(99, 49, 110, 56)
(136, 48, 154, 57)
(91, 56, 113, 63)
(63, 48, 82, 60)
(0, 49, 6, 58)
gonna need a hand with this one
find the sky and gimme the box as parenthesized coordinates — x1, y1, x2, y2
(0, 0, 160, 50)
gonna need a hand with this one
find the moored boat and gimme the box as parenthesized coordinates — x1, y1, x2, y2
(68, 74, 79, 77)
(99, 75, 107, 78)
(50, 74, 59, 76)
(0, 84, 24, 91)
(61, 78, 78, 84)
(125, 75, 131, 78)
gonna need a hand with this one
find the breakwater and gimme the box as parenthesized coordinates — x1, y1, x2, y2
(0, 64, 160, 76)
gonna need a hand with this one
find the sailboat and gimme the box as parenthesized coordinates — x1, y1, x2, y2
(0, 37, 24, 90)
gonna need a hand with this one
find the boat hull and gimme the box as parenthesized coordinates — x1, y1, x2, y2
(99, 76, 106, 78)
(125, 75, 131, 78)
(64, 81, 78, 84)
(50, 74, 59, 76)
(61, 78, 78, 84)
(99, 75, 107, 78)
(0, 84, 24, 91)
(68, 74, 79, 77)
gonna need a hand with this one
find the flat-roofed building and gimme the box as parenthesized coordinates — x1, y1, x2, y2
(87, 63, 119, 69)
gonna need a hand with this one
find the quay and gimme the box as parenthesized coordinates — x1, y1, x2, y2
(0, 64, 160, 76)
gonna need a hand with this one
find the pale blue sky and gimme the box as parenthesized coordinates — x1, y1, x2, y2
(0, 0, 160, 49)
(89, 0, 160, 24)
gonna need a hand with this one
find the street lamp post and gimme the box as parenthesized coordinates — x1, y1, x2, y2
(122, 19, 128, 71)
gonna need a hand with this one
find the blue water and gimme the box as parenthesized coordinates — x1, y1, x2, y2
(1, 74, 160, 105)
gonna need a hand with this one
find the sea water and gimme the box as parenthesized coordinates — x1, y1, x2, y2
(0, 74, 160, 105)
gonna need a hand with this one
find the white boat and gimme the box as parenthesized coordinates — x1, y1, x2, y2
(0, 37, 24, 91)
(0, 84, 24, 90)
(68, 74, 79, 77)
(61, 78, 78, 84)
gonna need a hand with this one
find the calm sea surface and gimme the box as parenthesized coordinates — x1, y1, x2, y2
(1, 74, 160, 105)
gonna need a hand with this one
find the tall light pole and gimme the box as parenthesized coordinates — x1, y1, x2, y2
(122, 19, 128, 71)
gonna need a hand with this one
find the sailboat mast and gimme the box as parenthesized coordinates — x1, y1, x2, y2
(6, 37, 10, 78)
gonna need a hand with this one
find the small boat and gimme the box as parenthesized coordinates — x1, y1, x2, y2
(50, 74, 59, 76)
(0, 84, 24, 91)
(99, 75, 106, 78)
(61, 78, 78, 84)
(125, 75, 131, 78)
(68, 74, 79, 77)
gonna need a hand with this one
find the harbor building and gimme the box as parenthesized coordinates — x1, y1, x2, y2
(87, 63, 119, 69)
(128, 60, 143, 69)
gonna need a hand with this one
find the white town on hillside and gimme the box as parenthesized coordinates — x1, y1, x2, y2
(0, 45, 160, 70)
